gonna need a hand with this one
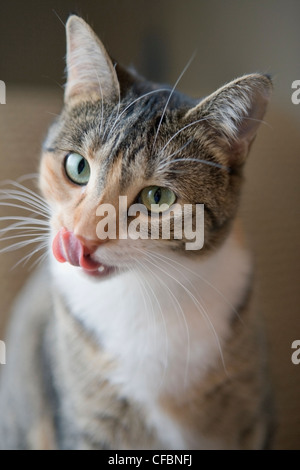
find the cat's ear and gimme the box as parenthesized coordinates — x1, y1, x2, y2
(65, 15, 120, 102)
(185, 74, 272, 165)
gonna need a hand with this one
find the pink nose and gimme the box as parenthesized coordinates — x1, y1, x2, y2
(75, 235, 100, 256)
(52, 228, 102, 271)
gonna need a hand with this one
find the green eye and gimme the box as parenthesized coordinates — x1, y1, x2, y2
(64, 153, 90, 185)
(140, 186, 176, 213)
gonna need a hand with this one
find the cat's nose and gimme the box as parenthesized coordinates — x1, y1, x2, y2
(75, 234, 106, 255)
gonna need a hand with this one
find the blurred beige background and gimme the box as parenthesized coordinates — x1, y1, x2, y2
(0, 0, 299, 449)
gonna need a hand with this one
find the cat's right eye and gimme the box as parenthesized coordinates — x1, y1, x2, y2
(64, 153, 90, 185)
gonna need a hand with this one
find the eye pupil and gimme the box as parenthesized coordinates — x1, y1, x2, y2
(140, 186, 176, 214)
(78, 158, 85, 174)
(154, 188, 161, 204)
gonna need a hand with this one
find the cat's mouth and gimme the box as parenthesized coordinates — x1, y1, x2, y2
(52, 228, 114, 278)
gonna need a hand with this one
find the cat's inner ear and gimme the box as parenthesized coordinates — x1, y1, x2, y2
(185, 74, 272, 165)
(65, 15, 120, 102)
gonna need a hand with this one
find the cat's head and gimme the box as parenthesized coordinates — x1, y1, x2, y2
(40, 15, 272, 278)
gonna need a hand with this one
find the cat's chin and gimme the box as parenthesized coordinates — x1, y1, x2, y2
(81, 264, 116, 280)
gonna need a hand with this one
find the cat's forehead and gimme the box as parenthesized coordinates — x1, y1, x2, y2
(49, 87, 194, 173)
(65, 85, 191, 136)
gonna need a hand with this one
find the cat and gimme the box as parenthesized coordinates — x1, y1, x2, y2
(0, 15, 273, 450)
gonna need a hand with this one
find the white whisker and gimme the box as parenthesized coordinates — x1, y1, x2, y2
(0, 236, 47, 254)
(0, 179, 50, 271)
(152, 52, 196, 153)
(0, 190, 50, 215)
(129, 263, 160, 381)
(159, 117, 211, 154)
(136, 247, 228, 376)
(16, 173, 39, 183)
(159, 139, 193, 162)
(104, 63, 122, 140)
(134, 247, 191, 387)
(107, 88, 169, 140)
(133, 257, 169, 390)
(0, 180, 50, 209)
(0, 223, 49, 236)
(0, 201, 50, 219)
(32, 250, 49, 270)
(12, 241, 49, 270)
(157, 157, 228, 172)
(95, 70, 105, 141)
(0, 233, 49, 243)
(0, 216, 48, 226)
(147, 249, 241, 324)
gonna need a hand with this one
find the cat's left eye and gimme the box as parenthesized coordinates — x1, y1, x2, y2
(64, 153, 90, 185)
(140, 186, 176, 213)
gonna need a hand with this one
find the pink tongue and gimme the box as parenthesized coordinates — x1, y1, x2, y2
(52, 228, 101, 271)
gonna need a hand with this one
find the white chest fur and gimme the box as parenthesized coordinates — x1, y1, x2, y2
(51, 231, 251, 448)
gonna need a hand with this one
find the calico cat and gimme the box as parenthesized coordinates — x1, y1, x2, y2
(0, 15, 273, 449)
